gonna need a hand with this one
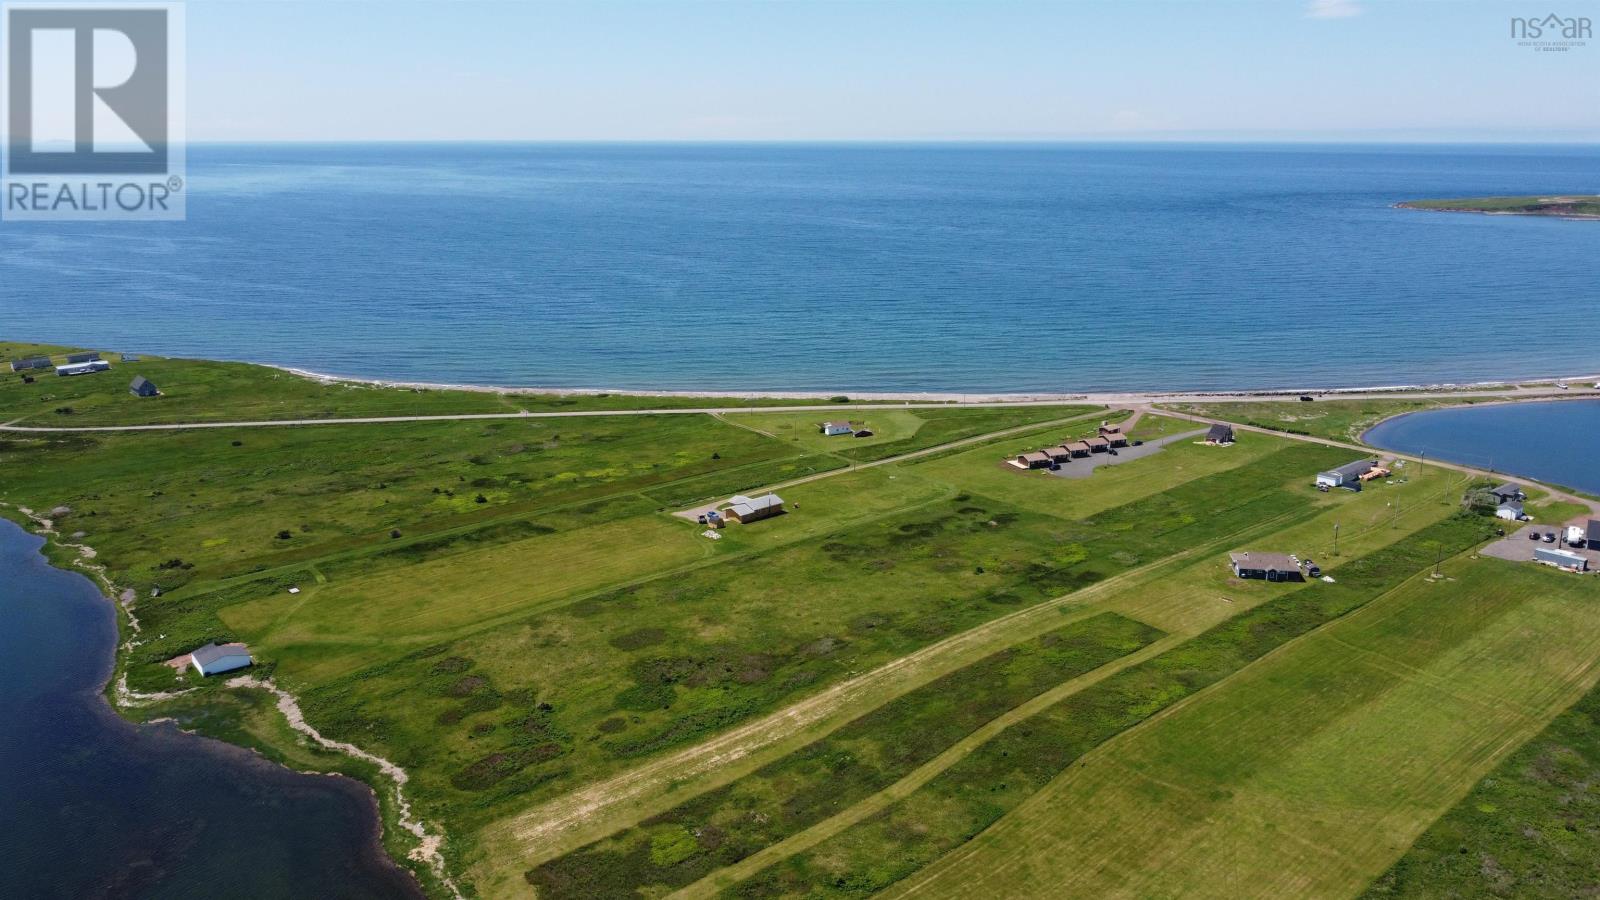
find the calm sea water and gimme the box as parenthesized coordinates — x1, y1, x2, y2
(1364, 399, 1600, 496)
(0, 519, 422, 900)
(1, 143, 1598, 392)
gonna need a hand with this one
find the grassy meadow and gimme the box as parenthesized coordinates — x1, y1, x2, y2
(1159, 397, 1491, 444)
(0, 340, 888, 426)
(3, 342, 1593, 900)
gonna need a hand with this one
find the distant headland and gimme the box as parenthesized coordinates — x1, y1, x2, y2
(1397, 195, 1600, 220)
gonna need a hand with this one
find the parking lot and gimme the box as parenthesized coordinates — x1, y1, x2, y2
(1480, 523, 1599, 571)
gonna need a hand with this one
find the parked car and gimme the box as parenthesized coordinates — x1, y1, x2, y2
(1303, 560, 1321, 578)
(1543, 532, 1557, 543)
(1528, 530, 1541, 540)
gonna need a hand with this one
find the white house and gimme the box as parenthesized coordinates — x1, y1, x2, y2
(55, 360, 110, 377)
(820, 421, 854, 436)
(1495, 501, 1524, 522)
(190, 642, 253, 677)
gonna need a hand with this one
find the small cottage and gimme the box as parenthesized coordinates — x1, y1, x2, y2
(1489, 483, 1526, 504)
(1205, 423, 1234, 445)
(1085, 436, 1111, 453)
(1016, 451, 1052, 469)
(820, 421, 854, 437)
(1494, 501, 1524, 522)
(129, 376, 158, 397)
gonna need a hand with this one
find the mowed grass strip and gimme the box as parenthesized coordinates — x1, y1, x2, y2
(1362, 590, 1600, 900)
(524, 613, 1164, 899)
(723, 406, 1101, 465)
(892, 558, 1600, 899)
(721, 513, 1497, 899)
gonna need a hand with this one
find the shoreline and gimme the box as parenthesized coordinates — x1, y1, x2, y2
(269, 362, 1600, 405)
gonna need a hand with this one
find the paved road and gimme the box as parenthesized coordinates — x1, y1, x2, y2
(1, 385, 1593, 433)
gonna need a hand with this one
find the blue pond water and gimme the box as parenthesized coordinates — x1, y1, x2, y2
(2, 143, 1598, 393)
(0, 519, 422, 900)
(1363, 399, 1600, 497)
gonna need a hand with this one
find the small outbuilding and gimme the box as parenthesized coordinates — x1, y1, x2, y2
(724, 493, 784, 523)
(1066, 441, 1092, 458)
(129, 376, 158, 397)
(1085, 436, 1111, 453)
(1105, 432, 1129, 448)
(1097, 424, 1122, 436)
(190, 642, 253, 677)
(1044, 446, 1073, 464)
(1535, 547, 1589, 572)
(820, 421, 854, 437)
(1205, 424, 1235, 445)
(1229, 552, 1304, 582)
(1588, 519, 1600, 551)
(1494, 501, 1524, 522)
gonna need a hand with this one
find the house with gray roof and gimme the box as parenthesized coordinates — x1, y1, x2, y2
(129, 376, 158, 397)
(1229, 551, 1304, 582)
(65, 351, 100, 364)
(190, 642, 253, 677)
(10, 356, 52, 372)
(1489, 483, 1526, 504)
(1206, 423, 1235, 444)
(723, 493, 784, 524)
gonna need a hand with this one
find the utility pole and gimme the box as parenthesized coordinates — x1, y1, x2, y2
(1433, 541, 1443, 577)
(1333, 522, 1340, 557)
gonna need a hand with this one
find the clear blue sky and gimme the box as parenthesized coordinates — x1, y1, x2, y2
(188, 0, 1600, 141)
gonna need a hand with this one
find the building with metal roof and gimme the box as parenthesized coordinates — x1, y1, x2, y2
(724, 493, 785, 523)
(190, 642, 253, 677)
(129, 376, 158, 397)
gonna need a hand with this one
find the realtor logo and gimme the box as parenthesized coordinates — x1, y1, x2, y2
(2, 2, 185, 220)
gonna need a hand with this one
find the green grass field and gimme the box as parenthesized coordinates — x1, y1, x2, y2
(1364, 640, 1600, 899)
(0, 340, 889, 426)
(5, 341, 1595, 900)
(1399, 196, 1600, 218)
(1159, 398, 1494, 444)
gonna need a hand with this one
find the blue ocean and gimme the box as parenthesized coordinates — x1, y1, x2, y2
(2, 143, 1598, 392)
